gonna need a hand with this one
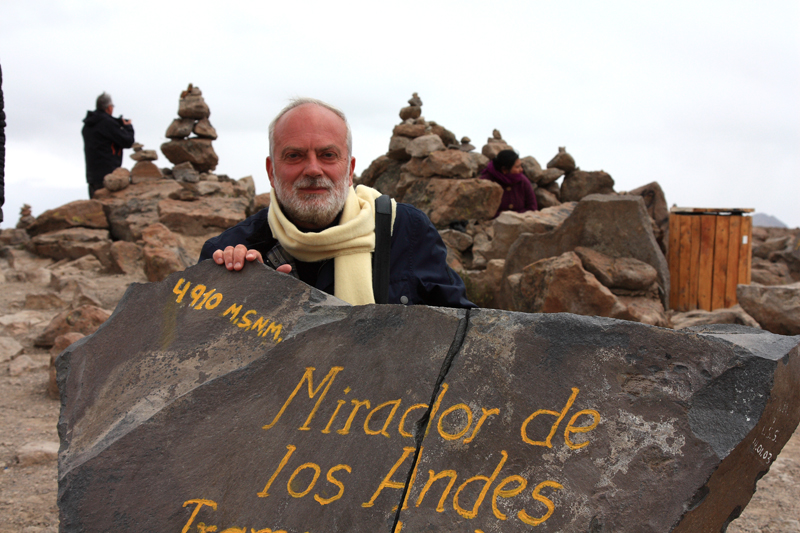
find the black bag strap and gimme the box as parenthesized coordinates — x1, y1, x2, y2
(372, 194, 392, 304)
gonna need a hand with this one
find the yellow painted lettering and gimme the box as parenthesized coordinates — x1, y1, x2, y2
(190, 284, 207, 307)
(362, 446, 416, 508)
(517, 480, 563, 526)
(238, 310, 257, 329)
(401, 446, 423, 510)
(520, 388, 579, 448)
(463, 408, 500, 444)
(198, 524, 217, 533)
(287, 463, 321, 498)
(453, 450, 508, 519)
(219, 529, 245, 533)
(206, 293, 223, 309)
(173, 278, 190, 303)
(257, 445, 296, 497)
(262, 367, 343, 431)
(398, 403, 427, 438)
(196, 289, 215, 309)
(322, 399, 346, 434)
(437, 403, 473, 441)
(394, 522, 403, 533)
(223, 303, 243, 323)
(415, 469, 458, 512)
(337, 399, 371, 435)
(491, 475, 527, 520)
(264, 321, 282, 340)
(181, 499, 217, 533)
(364, 399, 402, 437)
(250, 316, 270, 334)
(564, 409, 601, 450)
(314, 464, 351, 505)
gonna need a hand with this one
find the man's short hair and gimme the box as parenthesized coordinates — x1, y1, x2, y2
(268, 97, 353, 160)
(96, 92, 113, 111)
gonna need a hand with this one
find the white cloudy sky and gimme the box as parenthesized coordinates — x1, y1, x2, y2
(1, 1, 798, 228)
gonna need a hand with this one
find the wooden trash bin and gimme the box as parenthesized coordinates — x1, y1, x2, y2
(668, 208, 753, 312)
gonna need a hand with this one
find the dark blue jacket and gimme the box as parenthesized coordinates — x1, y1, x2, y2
(199, 203, 475, 308)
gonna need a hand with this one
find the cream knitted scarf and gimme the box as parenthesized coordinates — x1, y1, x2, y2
(268, 185, 396, 305)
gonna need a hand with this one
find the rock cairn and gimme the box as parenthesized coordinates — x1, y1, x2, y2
(358, 93, 501, 228)
(160, 84, 219, 174)
(129, 143, 161, 184)
(16, 204, 34, 230)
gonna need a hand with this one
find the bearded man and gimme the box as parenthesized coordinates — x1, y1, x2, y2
(199, 98, 473, 308)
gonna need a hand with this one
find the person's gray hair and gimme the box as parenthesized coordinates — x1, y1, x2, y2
(268, 97, 352, 161)
(96, 92, 113, 111)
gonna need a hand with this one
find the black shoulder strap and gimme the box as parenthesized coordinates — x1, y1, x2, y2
(372, 195, 392, 304)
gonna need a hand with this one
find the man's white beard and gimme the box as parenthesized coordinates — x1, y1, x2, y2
(273, 173, 350, 229)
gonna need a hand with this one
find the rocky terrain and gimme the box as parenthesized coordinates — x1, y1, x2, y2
(1, 89, 799, 530)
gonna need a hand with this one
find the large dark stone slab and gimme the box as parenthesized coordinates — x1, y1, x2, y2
(57, 262, 800, 532)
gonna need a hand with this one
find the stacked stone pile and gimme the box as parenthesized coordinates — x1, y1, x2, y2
(358, 93, 503, 227)
(160, 84, 219, 174)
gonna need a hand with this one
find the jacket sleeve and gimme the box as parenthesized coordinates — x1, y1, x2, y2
(396, 205, 475, 308)
(101, 115, 135, 149)
(524, 179, 538, 211)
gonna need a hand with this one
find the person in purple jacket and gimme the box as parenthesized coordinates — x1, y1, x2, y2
(480, 150, 538, 217)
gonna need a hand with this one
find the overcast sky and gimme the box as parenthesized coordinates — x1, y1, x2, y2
(1, 1, 798, 228)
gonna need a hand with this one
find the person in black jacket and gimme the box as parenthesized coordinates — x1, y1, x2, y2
(81, 92, 134, 198)
(200, 97, 474, 309)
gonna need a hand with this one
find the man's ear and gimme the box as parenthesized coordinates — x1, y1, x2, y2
(348, 156, 356, 187)
(266, 157, 275, 189)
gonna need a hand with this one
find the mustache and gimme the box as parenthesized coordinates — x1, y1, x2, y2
(293, 176, 333, 191)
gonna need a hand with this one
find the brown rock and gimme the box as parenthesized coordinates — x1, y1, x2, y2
(627, 181, 669, 254)
(49, 332, 85, 400)
(399, 105, 421, 120)
(751, 258, 794, 285)
(617, 296, 668, 326)
(472, 204, 577, 263)
(504, 194, 670, 308)
(110, 241, 144, 275)
(405, 134, 445, 158)
(393, 123, 426, 139)
(737, 282, 800, 335)
(165, 118, 196, 139)
(574, 246, 658, 291)
(158, 196, 249, 236)
(535, 187, 561, 209)
(671, 304, 760, 330)
(26, 200, 108, 236)
(160, 138, 218, 172)
(141, 223, 193, 282)
(193, 118, 217, 139)
(24, 292, 66, 310)
(545, 180, 561, 200)
(510, 251, 631, 318)
(31, 228, 112, 268)
(253, 192, 271, 213)
(561, 170, 615, 202)
(403, 150, 478, 179)
(429, 124, 457, 148)
(35, 305, 112, 348)
(402, 178, 503, 228)
(172, 161, 200, 183)
(0, 228, 31, 246)
(178, 95, 210, 120)
(94, 180, 184, 242)
(385, 136, 412, 161)
(0, 337, 23, 364)
(439, 229, 473, 252)
(481, 141, 513, 161)
(753, 235, 791, 259)
(460, 259, 506, 308)
(546, 146, 576, 172)
(103, 167, 130, 192)
(520, 156, 542, 183)
(538, 167, 565, 186)
(130, 150, 158, 162)
(130, 161, 163, 183)
(15, 441, 59, 466)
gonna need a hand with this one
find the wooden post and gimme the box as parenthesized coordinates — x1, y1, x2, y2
(697, 216, 716, 311)
(725, 216, 742, 308)
(711, 216, 730, 310)
(688, 216, 701, 311)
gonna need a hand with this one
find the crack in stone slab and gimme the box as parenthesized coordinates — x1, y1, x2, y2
(392, 307, 472, 531)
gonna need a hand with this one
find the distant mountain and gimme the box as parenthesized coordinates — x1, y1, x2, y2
(752, 213, 788, 228)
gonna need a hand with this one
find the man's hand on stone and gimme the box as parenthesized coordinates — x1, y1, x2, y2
(213, 245, 263, 271)
(212, 245, 292, 274)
